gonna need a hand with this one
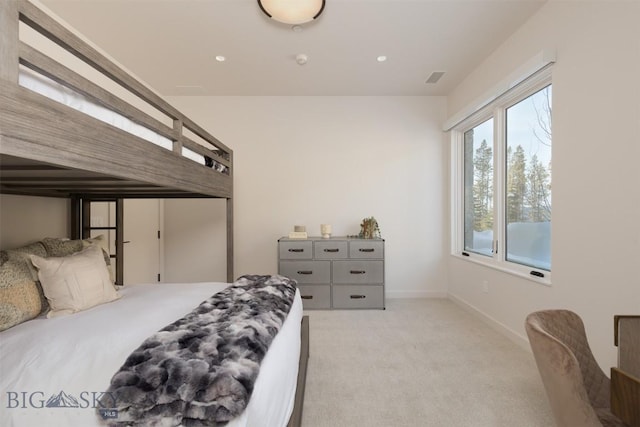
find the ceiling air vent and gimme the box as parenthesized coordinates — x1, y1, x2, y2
(425, 71, 445, 84)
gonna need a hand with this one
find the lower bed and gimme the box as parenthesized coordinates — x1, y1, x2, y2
(0, 281, 304, 427)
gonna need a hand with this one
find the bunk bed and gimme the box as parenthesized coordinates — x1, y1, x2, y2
(0, 1, 309, 426)
(0, 0, 234, 283)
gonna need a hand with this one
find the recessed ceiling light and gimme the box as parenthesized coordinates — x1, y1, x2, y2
(377, 55, 387, 63)
(215, 55, 226, 62)
(292, 25, 303, 32)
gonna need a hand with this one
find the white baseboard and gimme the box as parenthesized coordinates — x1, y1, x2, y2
(386, 290, 448, 299)
(447, 293, 532, 352)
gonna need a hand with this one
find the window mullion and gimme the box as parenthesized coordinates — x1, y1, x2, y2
(493, 107, 506, 263)
(451, 130, 464, 254)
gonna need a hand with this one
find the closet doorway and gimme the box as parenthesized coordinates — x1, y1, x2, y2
(77, 198, 162, 285)
(123, 199, 162, 285)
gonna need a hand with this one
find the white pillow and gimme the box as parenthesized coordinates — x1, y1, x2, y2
(30, 245, 120, 318)
(82, 234, 115, 283)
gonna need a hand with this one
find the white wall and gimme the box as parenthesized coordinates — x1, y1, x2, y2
(163, 199, 227, 283)
(166, 96, 449, 298)
(0, 194, 68, 248)
(446, 1, 640, 369)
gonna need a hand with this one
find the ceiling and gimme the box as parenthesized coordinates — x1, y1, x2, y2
(39, 0, 546, 96)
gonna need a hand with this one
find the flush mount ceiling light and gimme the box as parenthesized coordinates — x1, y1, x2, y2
(258, 0, 325, 25)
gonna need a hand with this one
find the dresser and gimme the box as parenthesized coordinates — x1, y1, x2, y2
(278, 237, 385, 310)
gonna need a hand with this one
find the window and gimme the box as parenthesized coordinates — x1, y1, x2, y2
(463, 118, 494, 257)
(505, 86, 552, 271)
(452, 70, 552, 280)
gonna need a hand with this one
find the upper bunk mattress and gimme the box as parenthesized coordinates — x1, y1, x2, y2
(18, 68, 209, 167)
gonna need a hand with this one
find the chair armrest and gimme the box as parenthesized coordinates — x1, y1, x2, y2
(611, 367, 640, 427)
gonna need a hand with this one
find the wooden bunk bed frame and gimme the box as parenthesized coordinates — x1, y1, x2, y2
(0, 0, 234, 279)
(0, 1, 309, 425)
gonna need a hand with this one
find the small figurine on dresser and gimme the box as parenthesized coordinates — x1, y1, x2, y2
(359, 216, 381, 239)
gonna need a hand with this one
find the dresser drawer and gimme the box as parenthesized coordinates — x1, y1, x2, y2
(279, 241, 313, 260)
(314, 240, 348, 259)
(333, 260, 383, 284)
(332, 285, 384, 309)
(349, 240, 384, 259)
(279, 260, 330, 284)
(298, 285, 331, 309)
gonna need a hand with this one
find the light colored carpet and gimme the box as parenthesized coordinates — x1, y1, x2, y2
(300, 298, 554, 427)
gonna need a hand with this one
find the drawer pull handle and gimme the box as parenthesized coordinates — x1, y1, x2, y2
(350, 270, 366, 275)
(350, 295, 366, 299)
(297, 270, 313, 275)
(324, 248, 339, 253)
(301, 295, 314, 300)
(359, 248, 375, 253)
(288, 249, 304, 253)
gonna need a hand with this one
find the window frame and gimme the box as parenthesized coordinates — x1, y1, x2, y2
(450, 67, 552, 285)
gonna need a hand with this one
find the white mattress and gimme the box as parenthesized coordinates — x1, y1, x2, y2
(18, 68, 208, 166)
(0, 282, 303, 427)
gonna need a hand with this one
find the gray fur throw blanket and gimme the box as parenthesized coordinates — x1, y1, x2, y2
(97, 275, 297, 427)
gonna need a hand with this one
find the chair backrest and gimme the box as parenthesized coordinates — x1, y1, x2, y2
(525, 310, 609, 427)
(616, 316, 640, 378)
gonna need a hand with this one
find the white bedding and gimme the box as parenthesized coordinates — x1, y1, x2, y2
(0, 282, 303, 427)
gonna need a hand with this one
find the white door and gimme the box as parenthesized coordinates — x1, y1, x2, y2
(123, 199, 161, 285)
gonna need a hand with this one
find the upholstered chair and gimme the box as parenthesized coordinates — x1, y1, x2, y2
(525, 310, 627, 427)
